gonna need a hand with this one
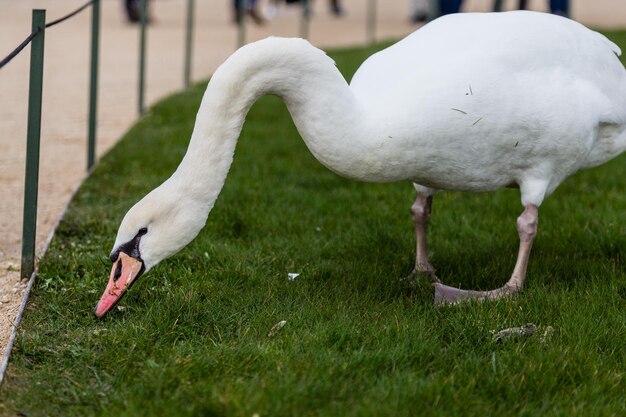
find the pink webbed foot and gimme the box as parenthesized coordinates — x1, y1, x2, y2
(432, 204, 538, 306)
(433, 282, 520, 306)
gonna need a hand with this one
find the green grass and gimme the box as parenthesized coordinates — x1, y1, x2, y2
(1, 37, 626, 417)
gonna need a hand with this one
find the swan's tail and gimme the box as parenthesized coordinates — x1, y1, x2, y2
(582, 122, 626, 169)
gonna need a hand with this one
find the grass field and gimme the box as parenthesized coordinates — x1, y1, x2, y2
(1, 35, 626, 416)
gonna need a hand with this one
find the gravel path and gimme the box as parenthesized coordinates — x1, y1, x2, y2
(0, 0, 624, 362)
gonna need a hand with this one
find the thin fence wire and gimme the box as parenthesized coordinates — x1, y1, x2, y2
(45, 0, 95, 29)
(0, 28, 41, 69)
(0, 0, 95, 69)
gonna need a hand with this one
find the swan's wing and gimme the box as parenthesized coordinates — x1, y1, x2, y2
(350, 11, 626, 107)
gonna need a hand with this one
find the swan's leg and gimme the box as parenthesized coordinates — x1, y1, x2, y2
(407, 186, 439, 283)
(433, 204, 539, 304)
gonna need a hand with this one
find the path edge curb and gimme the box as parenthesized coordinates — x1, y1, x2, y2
(0, 179, 83, 387)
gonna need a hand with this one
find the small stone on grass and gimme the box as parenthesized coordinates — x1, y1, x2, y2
(492, 323, 537, 342)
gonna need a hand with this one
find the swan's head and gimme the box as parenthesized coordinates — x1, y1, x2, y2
(95, 184, 207, 318)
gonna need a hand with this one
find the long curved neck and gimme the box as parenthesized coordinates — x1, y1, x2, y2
(170, 37, 382, 214)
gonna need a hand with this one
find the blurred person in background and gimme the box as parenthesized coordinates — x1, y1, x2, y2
(124, 0, 140, 22)
(266, 0, 344, 19)
(439, 0, 463, 15)
(550, 0, 569, 16)
(329, 0, 344, 16)
(410, 0, 430, 23)
(493, 0, 527, 12)
(124, 0, 150, 23)
(410, 0, 462, 22)
(233, 0, 265, 25)
(494, 0, 568, 16)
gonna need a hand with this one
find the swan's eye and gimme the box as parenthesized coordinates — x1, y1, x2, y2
(138, 227, 148, 236)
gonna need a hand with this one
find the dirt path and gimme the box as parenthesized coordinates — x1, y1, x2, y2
(0, 0, 624, 364)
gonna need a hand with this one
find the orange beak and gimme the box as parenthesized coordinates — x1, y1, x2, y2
(94, 252, 144, 318)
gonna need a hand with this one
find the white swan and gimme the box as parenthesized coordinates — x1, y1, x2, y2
(95, 11, 626, 317)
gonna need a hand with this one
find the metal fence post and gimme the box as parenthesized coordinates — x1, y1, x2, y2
(237, 0, 246, 48)
(367, 0, 377, 46)
(138, 0, 148, 115)
(184, 0, 194, 88)
(300, 0, 310, 40)
(21, 9, 46, 279)
(87, 0, 100, 171)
